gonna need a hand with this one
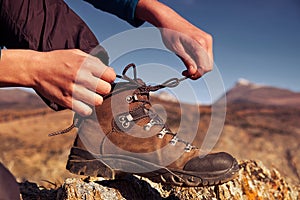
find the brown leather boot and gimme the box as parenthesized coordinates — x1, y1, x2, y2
(57, 64, 239, 187)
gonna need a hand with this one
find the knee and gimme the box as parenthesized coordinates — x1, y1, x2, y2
(0, 163, 20, 200)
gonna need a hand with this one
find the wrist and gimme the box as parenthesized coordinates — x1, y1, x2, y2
(136, 0, 169, 27)
(0, 49, 40, 88)
(136, 0, 189, 29)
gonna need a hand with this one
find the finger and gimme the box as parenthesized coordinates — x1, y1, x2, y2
(72, 100, 93, 116)
(95, 78, 112, 95)
(182, 69, 202, 80)
(83, 56, 108, 78)
(81, 75, 112, 95)
(101, 67, 116, 83)
(205, 34, 214, 65)
(85, 57, 116, 83)
(176, 48, 198, 75)
(191, 48, 212, 73)
(73, 85, 104, 107)
(179, 53, 197, 75)
(181, 35, 213, 75)
(76, 67, 112, 95)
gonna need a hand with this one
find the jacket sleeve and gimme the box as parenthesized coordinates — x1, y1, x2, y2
(83, 0, 145, 27)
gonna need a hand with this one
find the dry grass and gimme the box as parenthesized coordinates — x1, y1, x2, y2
(0, 97, 299, 189)
(0, 110, 79, 188)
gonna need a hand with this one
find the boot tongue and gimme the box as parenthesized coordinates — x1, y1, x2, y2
(129, 83, 150, 111)
(125, 80, 167, 131)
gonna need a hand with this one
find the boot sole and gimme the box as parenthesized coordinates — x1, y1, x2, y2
(67, 148, 240, 187)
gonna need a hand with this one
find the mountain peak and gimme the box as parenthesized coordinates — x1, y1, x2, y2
(225, 79, 300, 108)
(236, 78, 263, 89)
(152, 91, 178, 102)
(236, 78, 251, 86)
(0, 88, 47, 110)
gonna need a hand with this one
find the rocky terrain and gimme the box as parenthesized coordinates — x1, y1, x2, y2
(19, 160, 299, 200)
(216, 80, 300, 185)
(0, 80, 299, 199)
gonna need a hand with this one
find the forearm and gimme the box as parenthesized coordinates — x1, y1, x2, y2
(0, 49, 38, 88)
(135, 0, 190, 29)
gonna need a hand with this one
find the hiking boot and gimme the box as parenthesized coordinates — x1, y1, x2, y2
(58, 64, 239, 187)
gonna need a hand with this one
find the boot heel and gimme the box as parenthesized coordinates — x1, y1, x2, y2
(66, 147, 116, 179)
(66, 159, 115, 179)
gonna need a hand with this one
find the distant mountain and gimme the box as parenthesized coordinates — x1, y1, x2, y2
(224, 79, 300, 108)
(222, 78, 300, 138)
(0, 88, 47, 110)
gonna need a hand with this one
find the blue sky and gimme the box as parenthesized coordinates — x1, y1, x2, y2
(64, 0, 300, 103)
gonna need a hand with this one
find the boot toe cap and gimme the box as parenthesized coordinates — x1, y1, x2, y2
(183, 152, 237, 173)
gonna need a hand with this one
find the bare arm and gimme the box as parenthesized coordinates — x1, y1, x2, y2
(136, 0, 213, 79)
(0, 49, 116, 116)
(0, 49, 36, 88)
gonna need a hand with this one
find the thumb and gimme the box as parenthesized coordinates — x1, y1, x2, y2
(177, 54, 197, 75)
(182, 69, 202, 80)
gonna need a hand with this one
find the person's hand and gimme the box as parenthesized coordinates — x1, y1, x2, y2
(31, 49, 116, 116)
(0, 49, 115, 116)
(136, 0, 213, 80)
(160, 26, 213, 80)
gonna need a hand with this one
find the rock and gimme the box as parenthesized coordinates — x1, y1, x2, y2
(20, 160, 299, 200)
(170, 160, 299, 200)
(19, 181, 58, 200)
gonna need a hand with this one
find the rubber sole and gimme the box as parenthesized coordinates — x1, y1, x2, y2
(66, 148, 240, 187)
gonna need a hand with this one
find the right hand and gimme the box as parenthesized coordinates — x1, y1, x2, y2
(32, 49, 116, 116)
(160, 27, 213, 80)
(136, 0, 213, 80)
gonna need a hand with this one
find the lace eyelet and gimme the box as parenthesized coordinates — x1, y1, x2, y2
(118, 114, 133, 129)
(144, 119, 155, 131)
(157, 128, 168, 139)
(170, 136, 179, 145)
(125, 94, 138, 103)
(184, 143, 192, 152)
(125, 96, 133, 103)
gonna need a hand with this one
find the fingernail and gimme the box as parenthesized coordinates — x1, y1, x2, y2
(85, 108, 93, 116)
(189, 65, 196, 73)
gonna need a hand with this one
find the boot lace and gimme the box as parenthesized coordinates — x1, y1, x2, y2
(116, 63, 197, 152)
(49, 63, 197, 152)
